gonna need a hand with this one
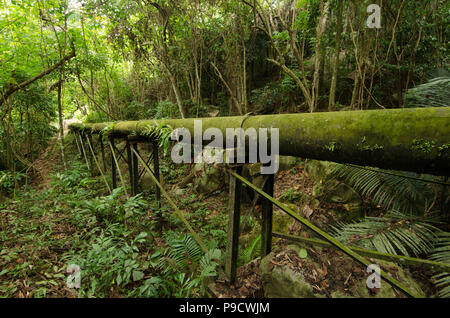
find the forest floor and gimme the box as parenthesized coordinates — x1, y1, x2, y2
(0, 136, 438, 298)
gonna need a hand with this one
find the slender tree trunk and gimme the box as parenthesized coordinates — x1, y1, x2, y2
(350, 74, 360, 109)
(329, 0, 344, 111)
(169, 74, 187, 118)
(311, 0, 329, 112)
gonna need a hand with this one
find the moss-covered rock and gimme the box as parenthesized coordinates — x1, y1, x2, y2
(247, 163, 262, 176)
(308, 160, 363, 222)
(260, 251, 320, 298)
(192, 164, 225, 194)
(276, 156, 299, 172)
(272, 211, 295, 234)
(331, 260, 425, 298)
(305, 159, 337, 183)
(355, 261, 425, 298)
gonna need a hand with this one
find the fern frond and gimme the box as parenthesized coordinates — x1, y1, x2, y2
(156, 233, 203, 273)
(330, 211, 440, 257)
(169, 233, 203, 264)
(332, 164, 435, 215)
(405, 76, 450, 108)
(238, 234, 261, 266)
(430, 232, 450, 298)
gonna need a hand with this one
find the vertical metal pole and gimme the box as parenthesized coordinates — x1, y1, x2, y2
(99, 135, 107, 173)
(131, 142, 139, 196)
(126, 140, 133, 195)
(225, 165, 243, 285)
(153, 140, 161, 209)
(109, 136, 117, 189)
(261, 173, 274, 257)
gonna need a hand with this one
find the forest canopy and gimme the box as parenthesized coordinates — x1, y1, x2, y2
(1, 0, 448, 174)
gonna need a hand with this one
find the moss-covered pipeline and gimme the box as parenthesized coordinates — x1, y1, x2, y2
(69, 107, 450, 177)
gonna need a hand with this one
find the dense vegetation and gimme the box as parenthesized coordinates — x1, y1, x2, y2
(0, 0, 449, 298)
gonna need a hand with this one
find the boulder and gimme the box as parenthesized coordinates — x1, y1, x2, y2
(305, 159, 338, 183)
(259, 251, 322, 298)
(330, 260, 425, 298)
(307, 159, 364, 221)
(276, 156, 299, 172)
(272, 211, 295, 234)
(313, 182, 364, 221)
(354, 261, 425, 298)
(192, 163, 226, 194)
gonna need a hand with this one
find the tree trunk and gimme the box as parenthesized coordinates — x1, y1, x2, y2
(311, 1, 330, 112)
(328, 0, 344, 111)
(169, 74, 187, 118)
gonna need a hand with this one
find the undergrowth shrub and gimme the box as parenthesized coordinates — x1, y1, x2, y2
(64, 225, 149, 297)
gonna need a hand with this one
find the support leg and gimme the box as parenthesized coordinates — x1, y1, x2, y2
(153, 140, 161, 209)
(131, 142, 139, 196)
(126, 141, 133, 195)
(225, 166, 243, 285)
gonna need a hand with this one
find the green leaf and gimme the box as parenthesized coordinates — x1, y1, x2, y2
(298, 248, 308, 259)
(132, 270, 144, 282)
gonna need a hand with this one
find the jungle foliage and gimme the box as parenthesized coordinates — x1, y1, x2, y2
(0, 0, 449, 299)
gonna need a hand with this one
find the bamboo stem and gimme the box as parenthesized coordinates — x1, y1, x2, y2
(108, 141, 129, 198)
(86, 134, 112, 194)
(272, 232, 450, 272)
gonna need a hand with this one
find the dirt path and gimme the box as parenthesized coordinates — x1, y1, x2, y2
(30, 137, 59, 189)
(29, 117, 80, 188)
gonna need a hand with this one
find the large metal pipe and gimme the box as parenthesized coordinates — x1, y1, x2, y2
(69, 107, 450, 176)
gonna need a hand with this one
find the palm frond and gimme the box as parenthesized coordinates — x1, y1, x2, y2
(332, 164, 435, 215)
(168, 233, 203, 264)
(330, 211, 440, 257)
(429, 232, 450, 298)
(405, 76, 450, 108)
(156, 233, 203, 273)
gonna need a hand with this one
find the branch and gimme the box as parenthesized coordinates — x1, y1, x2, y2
(74, 67, 117, 120)
(210, 61, 243, 115)
(1, 50, 75, 104)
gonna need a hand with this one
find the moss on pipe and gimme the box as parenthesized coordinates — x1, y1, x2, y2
(69, 107, 450, 176)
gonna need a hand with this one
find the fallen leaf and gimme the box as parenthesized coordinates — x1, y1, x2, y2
(298, 248, 308, 259)
(303, 205, 314, 219)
